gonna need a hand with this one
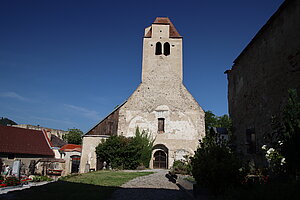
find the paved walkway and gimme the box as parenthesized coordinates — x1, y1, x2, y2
(110, 169, 189, 200)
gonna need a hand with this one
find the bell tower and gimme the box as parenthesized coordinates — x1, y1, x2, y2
(142, 17, 183, 84)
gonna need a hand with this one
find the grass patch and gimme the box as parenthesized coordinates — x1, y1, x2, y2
(60, 170, 153, 187)
(1, 171, 153, 200)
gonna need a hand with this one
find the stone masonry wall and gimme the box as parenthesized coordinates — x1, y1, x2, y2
(118, 20, 205, 168)
(227, 0, 300, 164)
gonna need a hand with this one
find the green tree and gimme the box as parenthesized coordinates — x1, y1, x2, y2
(131, 128, 155, 168)
(205, 111, 232, 135)
(281, 89, 300, 176)
(96, 135, 132, 169)
(204, 111, 218, 133)
(64, 128, 83, 145)
(191, 132, 244, 194)
(264, 89, 300, 177)
(95, 128, 154, 169)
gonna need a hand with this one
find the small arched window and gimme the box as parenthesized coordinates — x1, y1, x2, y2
(164, 42, 170, 56)
(155, 42, 162, 55)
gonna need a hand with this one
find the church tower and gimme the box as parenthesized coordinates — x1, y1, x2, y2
(117, 17, 205, 168)
(80, 17, 205, 171)
(142, 17, 183, 84)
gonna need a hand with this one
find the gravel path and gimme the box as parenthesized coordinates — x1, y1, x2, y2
(110, 169, 188, 200)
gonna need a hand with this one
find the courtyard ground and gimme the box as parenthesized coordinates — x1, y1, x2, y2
(0, 171, 153, 200)
(0, 170, 189, 200)
(110, 169, 189, 200)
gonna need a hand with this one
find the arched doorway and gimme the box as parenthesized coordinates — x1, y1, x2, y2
(153, 150, 167, 169)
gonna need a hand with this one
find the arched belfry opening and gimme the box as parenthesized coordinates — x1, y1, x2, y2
(164, 42, 170, 56)
(155, 42, 162, 55)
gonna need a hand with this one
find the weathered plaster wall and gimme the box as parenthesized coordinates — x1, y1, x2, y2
(79, 135, 108, 173)
(118, 83, 205, 168)
(61, 151, 81, 176)
(80, 18, 205, 171)
(227, 0, 300, 164)
(118, 20, 205, 169)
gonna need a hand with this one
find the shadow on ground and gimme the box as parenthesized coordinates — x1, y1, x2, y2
(0, 181, 188, 200)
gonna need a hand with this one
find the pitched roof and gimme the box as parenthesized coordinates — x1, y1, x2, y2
(144, 17, 182, 38)
(85, 101, 127, 136)
(0, 125, 54, 157)
(60, 144, 82, 152)
(233, 0, 289, 64)
(50, 134, 67, 148)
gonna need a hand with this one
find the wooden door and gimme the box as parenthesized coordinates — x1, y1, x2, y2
(153, 150, 167, 169)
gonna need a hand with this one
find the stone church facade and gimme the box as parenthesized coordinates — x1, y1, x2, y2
(80, 17, 205, 172)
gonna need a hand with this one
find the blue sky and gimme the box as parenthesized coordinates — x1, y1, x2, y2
(0, 0, 284, 132)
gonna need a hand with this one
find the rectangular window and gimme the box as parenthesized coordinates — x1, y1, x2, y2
(246, 128, 256, 154)
(158, 118, 165, 133)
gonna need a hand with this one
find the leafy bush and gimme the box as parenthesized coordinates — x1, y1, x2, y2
(261, 144, 286, 176)
(281, 89, 300, 176)
(264, 89, 300, 177)
(130, 128, 154, 168)
(191, 133, 245, 194)
(32, 176, 52, 182)
(5, 176, 20, 186)
(172, 159, 192, 175)
(96, 128, 154, 169)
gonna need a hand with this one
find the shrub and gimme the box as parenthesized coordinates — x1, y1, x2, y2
(172, 159, 192, 175)
(32, 176, 52, 182)
(264, 89, 300, 177)
(191, 133, 244, 194)
(5, 176, 20, 186)
(130, 128, 154, 168)
(96, 128, 154, 170)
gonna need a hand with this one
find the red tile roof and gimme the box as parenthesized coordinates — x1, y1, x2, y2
(60, 144, 82, 152)
(0, 125, 54, 157)
(144, 17, 182, 38)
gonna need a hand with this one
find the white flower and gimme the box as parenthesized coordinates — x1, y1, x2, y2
(267, 148, 275, 155)
(262, 145, 267, 150)
(281, 158, 286, 165)
(278, 141, 283, 146)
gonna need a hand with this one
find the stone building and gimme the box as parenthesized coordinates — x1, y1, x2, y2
(12, 124, 68, 140)
(225, 0, 300, 164)
(0, 125, 54, 175)
(80, 17, 205, 172)
(59, 144, 82, 176)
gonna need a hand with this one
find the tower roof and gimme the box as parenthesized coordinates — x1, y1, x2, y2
(144, 17, 182, 38)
